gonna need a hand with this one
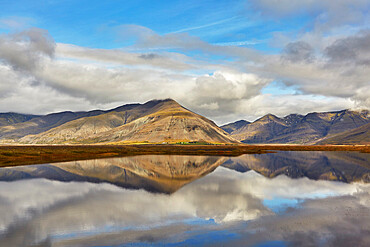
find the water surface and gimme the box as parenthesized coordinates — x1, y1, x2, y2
(0, 151, 369, 246)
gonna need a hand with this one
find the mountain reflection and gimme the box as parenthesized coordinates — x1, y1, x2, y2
(0, 155, 226, 193)
(0, 168, 368, 246)
(223, 151, 370, 183)
(0, 152, 368, 195)
(0, 152, 369, 246)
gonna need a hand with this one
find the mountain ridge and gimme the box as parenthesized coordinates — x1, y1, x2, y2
(0, 113, 41, 127)
(0, 101, 368, 145)
(221, 109, 369, 144)
(317, 123, 370, 145)
(16, 99, 238, 144)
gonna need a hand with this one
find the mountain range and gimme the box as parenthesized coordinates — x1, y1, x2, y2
(0, 99, 236, 144)
(0, 151, 367, 195)
(222, 151, 370, 183)
(221, 109, 369, 144)
(0, 99, 368, 144)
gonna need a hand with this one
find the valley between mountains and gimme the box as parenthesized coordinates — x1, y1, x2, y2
(0, 99, 369, 145)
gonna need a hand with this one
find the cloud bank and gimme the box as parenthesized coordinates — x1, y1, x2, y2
(0, 2, 369, 124)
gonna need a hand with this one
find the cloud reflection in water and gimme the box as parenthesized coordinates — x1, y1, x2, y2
(0, 152, 369, 246)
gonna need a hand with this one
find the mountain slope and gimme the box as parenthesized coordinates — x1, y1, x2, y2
(0, 101, 164, 141)
(0, 110, 107, 140)
(0, 113, 40, 127)
(222, 110, 369, 144)
(318, 123, 370, 145)
(221, 120, 250, 134)
(20, 99, 238, 144)
(228, 114, 289, 143)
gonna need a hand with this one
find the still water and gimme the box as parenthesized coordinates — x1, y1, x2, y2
(0, 151, 369, 246)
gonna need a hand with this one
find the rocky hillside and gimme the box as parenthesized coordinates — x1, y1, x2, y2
(0, 110, 107, 140)
(0, 113, 40, 127)
(15, 99, 237, 144)
(1, 101, 368, 145)
(221, 120, 250, 134)
(222, 110, 369, 144)
(318, 123, 370, 145)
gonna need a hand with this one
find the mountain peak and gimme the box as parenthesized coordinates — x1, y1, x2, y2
(258, 113, 280, 122)
(108, 99, 180, 113)
(283, 114, 304, 126)
(234, 120, 250, 125)
(144, 98, 179, 106)
(16, 98, 237, 144)
(140, 99, 184, 113)
(220, 120, 250, 134)
(226, 108, 370, 144)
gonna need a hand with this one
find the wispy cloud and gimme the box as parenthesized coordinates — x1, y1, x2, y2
(170, 16, 237, 34)
(0, 16, 35, 30)
(214, 40, 263, 46)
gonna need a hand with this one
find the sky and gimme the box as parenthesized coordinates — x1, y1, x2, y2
(0, 0, 369, 124)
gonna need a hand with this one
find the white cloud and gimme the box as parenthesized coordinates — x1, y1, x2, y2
(56, 43, 195, 71)
(116, 24, 261, 60)
(236, 94, 356, 121)
(0, 166, 367, 246)
(170, 17, 237, 34)
(0, 27, 368, 124)
(249, 0, 370, 31)
(0, 28, 54, 71)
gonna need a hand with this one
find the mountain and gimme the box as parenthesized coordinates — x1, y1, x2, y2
(228, 114, 288, 143)
(221, 120, 250, 134)
(17, 99, 237, 144)
(2, 101, 368, 145)
(0, 113, 40, 127)
(318, 123, 370, 145)
(0, 110, 107, 140)
(222, 109, 370, 144)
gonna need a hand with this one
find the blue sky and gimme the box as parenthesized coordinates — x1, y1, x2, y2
(0, 0, 283, 50)
(0, 0, 369, 123)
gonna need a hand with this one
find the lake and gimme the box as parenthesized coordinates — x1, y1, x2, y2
(0, 151, 369, 246)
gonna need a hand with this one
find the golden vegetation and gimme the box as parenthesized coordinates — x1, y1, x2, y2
(0, 144, 368, 168)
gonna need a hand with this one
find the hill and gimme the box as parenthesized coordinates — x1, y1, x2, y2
(18, 99, 238, 144)
(0, 113, 40, 127)
(1, 101, 368, 145)
(318, 123, 370, 145)
(222, 110, 369, 144)
(221, 120, 250, 134)
(229, 114, 288, 143)
(0, 110, 107, 140)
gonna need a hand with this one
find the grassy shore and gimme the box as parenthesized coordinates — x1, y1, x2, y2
(0, 144, 368, 167)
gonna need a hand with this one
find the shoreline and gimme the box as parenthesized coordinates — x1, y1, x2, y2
(0, 144, 369, 168)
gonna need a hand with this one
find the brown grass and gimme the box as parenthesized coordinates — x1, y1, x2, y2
(0, 144, 368, 168)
